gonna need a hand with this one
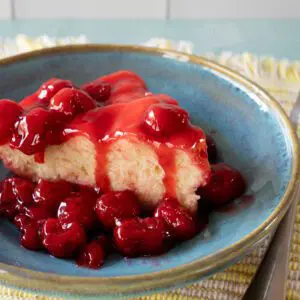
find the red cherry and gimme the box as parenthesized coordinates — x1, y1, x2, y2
(49, 88, 77, 122)
(76, 240, 105, 269)
(197, 163, 246, 207)
(0, 204, 18, 220)
(20, 223, 43, 250)
(10, 107, 51, 155)
(95, 235, 113, 255)
(57, 194, 97, 230)
(100, 70, 147, 104)
(206, 135, 218, 162)
(15, 202, 26, 214)
(0, 178, 16, 206)
(49, 88, 96, 121)
(24, 204, 56, 222)
(113, 217, 165, 257)
(10, 177, 35, 206)
(81, 80, 111, 103)
(40, 218, 61, 239)
(74, 89, 97, 113)
(143, 103, 189, 137)
(76, 185, 101, 199)
(154, 198, 197, 241)
(33, 179, 73, 209)
(13, 213, 32, 230)
(0, 100, 23, 143)
(95, 190, 141, 230)
(36, 78, 74, 105)
(0, 178, 21, 219)
(42, 220, 86, 258)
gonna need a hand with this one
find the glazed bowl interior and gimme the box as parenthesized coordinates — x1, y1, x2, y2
(0, 46, 297, 281)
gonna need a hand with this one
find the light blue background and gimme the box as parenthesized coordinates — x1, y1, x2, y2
(0, 20, 299, 60)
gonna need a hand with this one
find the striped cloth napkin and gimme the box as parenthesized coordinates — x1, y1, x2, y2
(0, 35, 300, 300)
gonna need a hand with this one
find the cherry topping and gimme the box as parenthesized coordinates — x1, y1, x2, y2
(10, 107, 51, 155)
(0, 178, 21, 219)
(197, 163, 246, 207)
(76, 240, 105, 269)
(95, 190, 141, 230)
(76, 185, 101, 199)
(33, 179, 73, 209)
(0, 204, 18, 220)
(0, 178, 16, 206)
(36, 78, 73, 105)
(40, 218, 61, 239)
(20, 223, 43, 250)
(49, 88, 97, 122)
(42, 219, 86, 258)
(0, 100, 23, 143)
(49, 88, 77, 122)
(57, 194, 97, 230)
(25, 204, 56, 222)
(14, 213, 32, 230)
(95, 70, 147, 104)
(143, 103, 189, 137)
(113, 217, 165, 257)
(95, 235, 113, 255)
(206, 135, 218, 162)
(154, 197, 197, 241)
(74, 89, 98, 112)
(81, 81, 111, 103)
(11, 177, 35, 206)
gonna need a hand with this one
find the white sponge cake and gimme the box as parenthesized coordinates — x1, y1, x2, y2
(0, 137, 207, 212)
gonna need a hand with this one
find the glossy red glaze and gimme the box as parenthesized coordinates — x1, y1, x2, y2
(0, 178, 20, 218)
(0, 178, 16, 206)
(76, 185, 101, 199)
(143, 103, 189, 137)
(96, 70, 147, 105)
(95, 190, 141, 230)
(81, 80, 111, 103)
(13, 213, 32, 230)
(197, 163, 246, 207)
(95, 235, 113, 255)
(49, 88, 97, 119)
(40, 218, 61, 238)
(21, 78, 74, 107)
(25, 204, 56, 221)
(154, 197, 197, 241)
(42, 219, 86, 258)
(64, 93, 209, 193)
(4, 71, 210, 197)
(0, 204, 18, 219)
(76, 240, 105, 269)
(48, 88, 77, 122)
(0, 100, 23, 144)
(20, 223, 43, 250)
(113, 217, 165, 257)
(10, 107, 52, 155)
(57, 194, 97, 230)
(11, 177, 35, 206)
(33, 179, 73, 208)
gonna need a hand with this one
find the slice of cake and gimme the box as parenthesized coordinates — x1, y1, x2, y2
(0, 71, 210, 212)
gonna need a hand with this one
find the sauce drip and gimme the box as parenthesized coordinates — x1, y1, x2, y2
(15, 70, 210, 195)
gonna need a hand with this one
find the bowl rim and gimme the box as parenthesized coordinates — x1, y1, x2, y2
(0, 44, 299, 297)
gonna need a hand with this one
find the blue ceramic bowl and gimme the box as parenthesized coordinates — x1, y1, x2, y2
(0, 45, 298, 299)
